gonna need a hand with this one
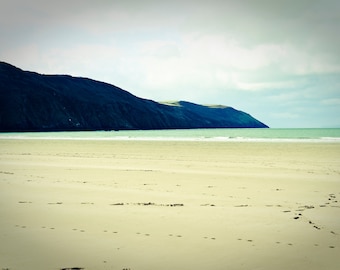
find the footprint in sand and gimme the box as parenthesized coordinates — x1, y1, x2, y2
(234, 204, 249, 207)
(203, 236, 216, 240)
(48, 202, 63, 205)
(60, 267, 85, 270)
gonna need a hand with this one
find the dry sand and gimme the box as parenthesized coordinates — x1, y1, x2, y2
(0, 139, 340, 270)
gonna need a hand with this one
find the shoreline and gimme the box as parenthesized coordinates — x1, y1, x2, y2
(1, 139, 340, 270)
(1, 128, 340, 143)
(0, 136, 340, 143)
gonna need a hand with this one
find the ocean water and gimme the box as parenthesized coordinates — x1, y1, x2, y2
(1, 128, 340, 143)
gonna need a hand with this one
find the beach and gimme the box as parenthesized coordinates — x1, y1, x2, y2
(0, 139, 339, 270)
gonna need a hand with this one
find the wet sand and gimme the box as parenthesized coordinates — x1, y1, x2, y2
(0, 139, 340, 270)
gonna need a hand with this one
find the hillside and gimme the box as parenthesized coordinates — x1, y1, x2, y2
(0, 62, 268, 131)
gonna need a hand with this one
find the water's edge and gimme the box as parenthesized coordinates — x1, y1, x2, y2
(1, 128, 340, 143)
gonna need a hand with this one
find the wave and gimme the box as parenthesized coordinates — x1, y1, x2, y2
(1, 134, 340, 143)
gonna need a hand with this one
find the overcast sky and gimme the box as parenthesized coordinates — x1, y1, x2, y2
(1, 0, 340, 128)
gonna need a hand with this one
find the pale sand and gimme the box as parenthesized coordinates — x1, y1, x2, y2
(0, 139, 339, 270)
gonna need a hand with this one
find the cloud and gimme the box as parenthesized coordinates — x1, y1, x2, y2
(131, 33, 340, 98)
(233, 80, 299, 92)
(272, 112, 300, 120)
(140, 40, 181, 59)
(321, 98, 340, 106)
(2, 43, 120, 76)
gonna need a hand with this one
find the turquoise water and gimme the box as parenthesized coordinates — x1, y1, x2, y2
(1, 128, 340, 142)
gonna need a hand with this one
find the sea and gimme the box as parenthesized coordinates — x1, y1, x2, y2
(0, 128, 340, 143)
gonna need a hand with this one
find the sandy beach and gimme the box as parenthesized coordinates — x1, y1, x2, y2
(0, 139, 339, 270)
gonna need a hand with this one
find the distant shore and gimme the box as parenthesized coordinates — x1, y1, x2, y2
(1, 139, 339, 270)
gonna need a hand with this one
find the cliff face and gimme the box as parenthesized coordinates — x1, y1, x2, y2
(0, 62, 268, 131)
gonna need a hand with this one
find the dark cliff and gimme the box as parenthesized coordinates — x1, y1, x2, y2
(0, 62, 268, 131)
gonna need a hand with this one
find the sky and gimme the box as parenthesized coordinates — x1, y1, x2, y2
(1, 0, 340, 128)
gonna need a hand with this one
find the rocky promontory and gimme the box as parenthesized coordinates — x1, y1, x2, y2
(0, 62, 268, 131)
